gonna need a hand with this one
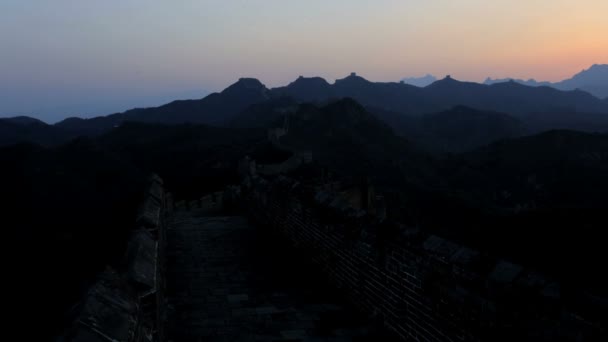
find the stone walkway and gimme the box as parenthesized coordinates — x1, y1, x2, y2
(165, 208, 397, 342)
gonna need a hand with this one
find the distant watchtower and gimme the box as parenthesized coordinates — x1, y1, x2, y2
(350, 72, 357, 77)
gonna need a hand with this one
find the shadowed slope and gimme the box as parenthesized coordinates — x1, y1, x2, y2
(56, 78, 270, 135)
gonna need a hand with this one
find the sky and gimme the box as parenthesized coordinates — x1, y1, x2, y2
(1, 1, 607, 122)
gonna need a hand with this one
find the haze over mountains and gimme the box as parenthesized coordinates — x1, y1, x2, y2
(484, 64, 608, 99)
(400, 64, 608, 99)
(400, 74, 438, 87)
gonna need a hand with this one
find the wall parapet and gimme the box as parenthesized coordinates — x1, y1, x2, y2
(245, 175, 606, 341)
(60, 174, 168, 342)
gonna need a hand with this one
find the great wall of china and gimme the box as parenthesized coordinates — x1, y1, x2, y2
(59, 166, 605, 341)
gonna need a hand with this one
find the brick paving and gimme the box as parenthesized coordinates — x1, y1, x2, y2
(165, 208, 396, 342)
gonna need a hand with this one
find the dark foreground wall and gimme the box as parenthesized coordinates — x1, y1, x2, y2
(245, 176, 605, 342)
(59, 175, 168, 342)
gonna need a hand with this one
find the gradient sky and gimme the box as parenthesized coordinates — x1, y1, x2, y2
(1, 0, 607, 122)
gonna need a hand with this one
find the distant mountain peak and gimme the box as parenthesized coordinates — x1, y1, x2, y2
(427, 75, 462, 88)
(291, 76, 330, 86)
(401, 74, 437, 87)
(439, 75, 459, 83)
(221, 78, 269, 99)
(489, 80, 528, 89)
(226, 78, 267, 90)
(2, 116, 47, 126)
(335, 72, 371, 84)
(570, 64, 608, 79)
(485, 63, 608, 98)
(587, 63, 607, 71)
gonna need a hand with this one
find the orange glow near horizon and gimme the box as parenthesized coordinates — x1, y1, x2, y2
(1, 0, 607, 119)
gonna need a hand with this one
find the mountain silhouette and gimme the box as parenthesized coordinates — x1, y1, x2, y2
(55, 78, 270, 135)
(272, 73, 608, 116)
(263, 98, 436, 183)
(275, 73, 428, 114)
(272, 76, 334, 102)
(400, 74, 437, 87)
(555, 64, 608, 98)
(47, 73, 608, 136)
(484, 78, 551, 87)
(3, 116, 48, 126)
(0, 116, 75, 146)
(485, 64, 608, 99)
(2, 73, 608, 151)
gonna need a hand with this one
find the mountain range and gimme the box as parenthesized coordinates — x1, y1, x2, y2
(54, 78, 270, 135)
(400, 64, 608, 99)
(2, 70, 608, 153)
(275, 73, 607, 116)
(484, 64, 608, 99)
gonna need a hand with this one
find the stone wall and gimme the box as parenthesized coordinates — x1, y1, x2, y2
(245, 176, 605, 341)
(60, 175, 168, 342)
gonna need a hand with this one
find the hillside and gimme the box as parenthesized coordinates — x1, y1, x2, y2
(272, 76, 335, 102)
(0, 117, 76, 146)
(55, 78, 270, 135)
(98, 122, 267, 199)
(555, 64, 608, 98)
(2, 116, 47, 125)
(440, 130, 608, 289)
(416, 106, 524, 152)
(522, 110, 608, 134)
(228, 96, 299, 128)
(460, 130, 608, 207)
(364, 106, 524, 153)
(272, 99, 440, 190)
